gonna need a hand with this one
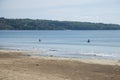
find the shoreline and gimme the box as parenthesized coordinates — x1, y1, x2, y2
(0, 49, 120, 66)
(1, 45, 120, 60)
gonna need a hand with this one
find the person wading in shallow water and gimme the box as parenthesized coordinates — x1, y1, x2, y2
(87, 39, 90, 43)
(39, 39, 41, 42)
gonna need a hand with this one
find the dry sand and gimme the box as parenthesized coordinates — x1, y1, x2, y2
(0, 49, 120, 80)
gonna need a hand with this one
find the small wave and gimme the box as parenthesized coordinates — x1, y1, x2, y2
(80, 52, 115, 57)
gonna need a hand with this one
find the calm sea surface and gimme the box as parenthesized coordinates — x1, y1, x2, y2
(0, 30, 120, 60)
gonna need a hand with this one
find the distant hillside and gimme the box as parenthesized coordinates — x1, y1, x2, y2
(0, 17, 120, 30)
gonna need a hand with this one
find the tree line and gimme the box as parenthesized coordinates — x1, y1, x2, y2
(0, 17, 120, 30)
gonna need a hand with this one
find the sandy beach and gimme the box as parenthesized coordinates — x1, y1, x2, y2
(0, 49, 120, 80)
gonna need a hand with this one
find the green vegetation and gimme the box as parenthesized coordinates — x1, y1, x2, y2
(0, 17, 120, 30)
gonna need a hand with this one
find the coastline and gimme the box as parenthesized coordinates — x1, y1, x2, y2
(1, 49, 119, 66)
(0, 49, 120, 80)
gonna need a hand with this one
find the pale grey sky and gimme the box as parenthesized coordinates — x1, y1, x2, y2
(0, 0, 120, 24)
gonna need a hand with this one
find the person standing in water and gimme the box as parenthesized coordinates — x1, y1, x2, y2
(39, 39, 41, 42)
(87, 39, 90, 43)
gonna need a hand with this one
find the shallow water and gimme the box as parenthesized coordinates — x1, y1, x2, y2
(0, 30, 120, 60)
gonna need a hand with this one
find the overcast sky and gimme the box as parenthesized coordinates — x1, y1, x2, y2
(0, 0, 120, 24)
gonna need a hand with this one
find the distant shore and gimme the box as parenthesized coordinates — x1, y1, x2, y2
(1, 17, 120, 30)
(0, 49, 120, 80)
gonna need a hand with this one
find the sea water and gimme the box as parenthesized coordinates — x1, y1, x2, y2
(0, 30, 120, 60)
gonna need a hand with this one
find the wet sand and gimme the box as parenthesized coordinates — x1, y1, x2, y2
(0, 50, 120, 80)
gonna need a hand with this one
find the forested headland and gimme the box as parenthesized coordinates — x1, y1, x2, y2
(0, 17, 120, 30)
